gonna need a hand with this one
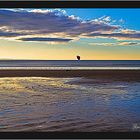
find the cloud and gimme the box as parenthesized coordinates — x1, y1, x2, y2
(118, 42, 139, 46)
(0, 9, 119, 43)
(92, 16, 112, 24)
(119, 19, 125, 24)
(89, 41, 140, 46)
(0, 8, 139, 44)
(89, 42, 115, 46)
(88, 31, 140, 40)
(18, 37, 72, 42)
(0, 9, 117, 35)
(0, 30, 25, 37)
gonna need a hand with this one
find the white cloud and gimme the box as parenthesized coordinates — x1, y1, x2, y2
(89, 41, 139, 46)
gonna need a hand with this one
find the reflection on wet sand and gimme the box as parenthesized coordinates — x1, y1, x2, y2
(0, 77, 140, 132)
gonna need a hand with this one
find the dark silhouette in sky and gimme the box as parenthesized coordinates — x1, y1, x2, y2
(77, 55, 80, 60)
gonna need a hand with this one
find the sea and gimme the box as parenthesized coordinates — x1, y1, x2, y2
(0, 60, 140, 69)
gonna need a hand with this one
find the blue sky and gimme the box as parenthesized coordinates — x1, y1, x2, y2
(66, 8, 140, 30)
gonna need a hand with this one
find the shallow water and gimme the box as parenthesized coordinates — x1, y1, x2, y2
(0, 77, 140, 132)
(0, 60, 140, 69)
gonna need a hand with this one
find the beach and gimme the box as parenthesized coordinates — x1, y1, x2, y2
(0, 69, 140, 80)
(0, 6, 140, 133)
(0, 69, 140, 132)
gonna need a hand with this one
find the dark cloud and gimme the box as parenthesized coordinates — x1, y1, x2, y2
(88, 32, 140, 40)
(18, 37, 73, 42)
(0, 9, 118, 40)
(0, 29, 27, 37)
(125, 42, 139, 45)
(118, 42, 139, 46)
(0, 31, 23, 37)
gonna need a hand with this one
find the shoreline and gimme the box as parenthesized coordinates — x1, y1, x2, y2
(0, 69, 140, 81)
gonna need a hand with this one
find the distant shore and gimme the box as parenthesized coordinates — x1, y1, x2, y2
(0, 69, 140, 81)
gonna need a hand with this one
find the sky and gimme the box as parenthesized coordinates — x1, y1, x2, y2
(0, 8, 140, 60)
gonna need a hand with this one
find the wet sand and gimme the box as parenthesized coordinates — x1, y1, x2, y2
(0, 69, 140, 80)
(0, 70, 140, 132)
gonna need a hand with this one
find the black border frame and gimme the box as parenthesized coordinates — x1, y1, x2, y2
(0, 1, 140, 8)
(0, 1, 140, 139)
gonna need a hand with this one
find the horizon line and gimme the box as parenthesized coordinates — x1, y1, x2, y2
(0, 59, 140, 61)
